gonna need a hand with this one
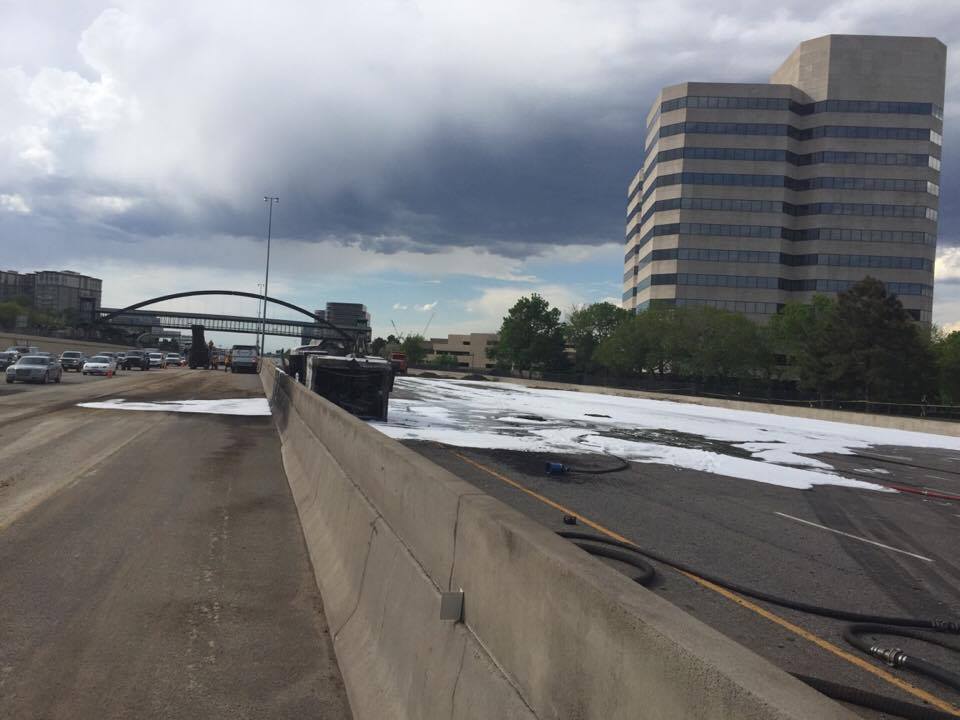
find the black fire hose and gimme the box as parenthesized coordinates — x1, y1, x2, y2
(791, 673, 960, 720)
(844, 625, 960, 692)
(558, 531, 960, 632)
(558, 530, 960, 704)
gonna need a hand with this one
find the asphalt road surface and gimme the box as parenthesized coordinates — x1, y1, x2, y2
(401, 395, 960, 718)
(0, 368, 351, 719)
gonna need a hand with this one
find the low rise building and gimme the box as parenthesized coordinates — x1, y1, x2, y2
(426, 333, 499, 370)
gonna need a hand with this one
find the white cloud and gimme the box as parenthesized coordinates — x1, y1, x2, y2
(415, 301, 438, 312)
(87, 195, 139, 214)
(2, 1, 959, 342)
(935, 246, 960, 281)
(462, 284, 589, 332)
(0, 193, 30, 214)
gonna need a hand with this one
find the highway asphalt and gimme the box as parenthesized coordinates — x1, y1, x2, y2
(405, 413, 960, 718)
(0, 368, 351, 719)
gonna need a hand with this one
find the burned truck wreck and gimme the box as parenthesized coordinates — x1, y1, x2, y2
(282, 330, 392, 422)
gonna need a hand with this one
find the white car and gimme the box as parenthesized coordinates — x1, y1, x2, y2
(147, 352, 166, 368)
(82, 355, 118, 376)
(165, 353, 182, 367)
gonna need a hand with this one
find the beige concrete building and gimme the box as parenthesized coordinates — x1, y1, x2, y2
(426, 333, 498, 369)
(624, 35, 946, 322)
(1, 269, 102, 321)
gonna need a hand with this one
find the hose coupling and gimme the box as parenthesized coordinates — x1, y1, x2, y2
(870, 645, 907, 667)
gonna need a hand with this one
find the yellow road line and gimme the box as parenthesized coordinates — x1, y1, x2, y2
(452, 451, 960, 717)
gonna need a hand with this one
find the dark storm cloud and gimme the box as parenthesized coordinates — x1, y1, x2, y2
(2, 0, 959, 263)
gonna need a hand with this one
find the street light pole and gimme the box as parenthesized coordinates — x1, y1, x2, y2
(256, 282, 265, 337)
(260, 196, 279, 356)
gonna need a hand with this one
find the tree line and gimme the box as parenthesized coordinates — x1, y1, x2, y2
(0, 296, 79, 333)
(486, 278, 960, 406)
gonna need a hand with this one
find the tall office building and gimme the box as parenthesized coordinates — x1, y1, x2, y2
(623, 35, 946, 322)
(300, 302, 372, 345)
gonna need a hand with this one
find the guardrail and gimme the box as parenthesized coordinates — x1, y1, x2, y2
(259, 362, 854, 719)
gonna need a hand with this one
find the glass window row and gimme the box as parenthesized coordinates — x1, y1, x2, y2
(626, 221, 936, 257)
(659, 273, 933, 296)
(630, 247, 932, 271)
(650, 122, 940, 152)
(634, 297, 927, 320)
(640, 196, 936, 226)
(676, 298, 781, 314)
(652, 222, 935, 244)
(652, 146, 932, 168)
(641, 172, 938, 204)
(654, 96, 942, 121)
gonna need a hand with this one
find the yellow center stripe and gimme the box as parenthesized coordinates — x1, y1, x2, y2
(452, 451, 960, 717)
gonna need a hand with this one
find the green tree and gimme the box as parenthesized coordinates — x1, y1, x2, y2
(935, 330, 960, 403)
(371, 336, 387, 356)
(819, 277, 934, 402)
(667, 306, 767, 382)
(0, 301, 26, 330)
(594, 311, 659, 376)
(400, 333, 429, 365)
(768, 296, 838, 398)
(565, 302, 631, 372)
(429, 353, 459, 370)
(493, 294, 567, 376)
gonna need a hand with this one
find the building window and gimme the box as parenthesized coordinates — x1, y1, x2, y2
(641, 172, 937, 204)
(654, 95, 941, 122)
(649, 121, 942, 154)
(649, 141, 933, 167)
(657, 273, 933, 296)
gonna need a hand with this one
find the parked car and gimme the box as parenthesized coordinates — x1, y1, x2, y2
(0, 351, 19, 371)
(59, 350, 86, 372)
(123, 350, 150, 370)
(6, 345, 40, 356)
(147, 352, 166, 368)
(6, 354, 62, 384)
(229, 345, 260, 373)
(82, 355, 118, 376)
(165, 353, 183, 367)
(115, 352, 127, 365)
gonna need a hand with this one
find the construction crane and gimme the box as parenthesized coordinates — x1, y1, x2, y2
(390, 319, 406, 342)
(421, 312, 435, 337)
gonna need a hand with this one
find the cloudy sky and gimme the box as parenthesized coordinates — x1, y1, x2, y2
(2, 0, 960, 348)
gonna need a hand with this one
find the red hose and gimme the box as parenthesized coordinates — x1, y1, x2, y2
(882, 484, 960, 502)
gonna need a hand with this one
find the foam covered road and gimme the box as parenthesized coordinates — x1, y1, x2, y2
(0, 369, 350, 719)
(389, 377, 960, 718)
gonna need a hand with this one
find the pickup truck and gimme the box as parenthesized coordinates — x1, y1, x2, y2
(123, 350, 150, 370)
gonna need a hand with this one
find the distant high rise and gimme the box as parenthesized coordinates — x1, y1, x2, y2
(301, 302, 371, 345)
(624, 35, 946, 322)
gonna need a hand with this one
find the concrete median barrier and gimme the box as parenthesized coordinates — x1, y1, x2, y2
(261, 363, 856, 720)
